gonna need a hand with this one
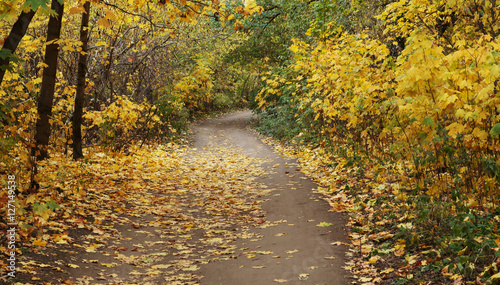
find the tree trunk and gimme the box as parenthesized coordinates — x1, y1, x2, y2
(33, 0, 64, 160)
(72, 1, 90, 160)
(0, 7, 37, 85)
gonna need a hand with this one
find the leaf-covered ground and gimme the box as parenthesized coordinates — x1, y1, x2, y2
(3, 111, 350, 284)
(5, 142, 276, 284)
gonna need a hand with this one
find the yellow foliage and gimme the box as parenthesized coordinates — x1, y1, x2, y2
(173, 52, 214, 113)
(256, 0, 500, 205)
(83, 96, 159, 146)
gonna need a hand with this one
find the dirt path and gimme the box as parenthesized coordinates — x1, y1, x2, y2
(9, 110, 349, 285)
(193, 110, 350, 284)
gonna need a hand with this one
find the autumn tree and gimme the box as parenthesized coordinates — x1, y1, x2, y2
(1, 0, 263, 168)
(33, 0, 64, 160)
(0, 4, 37, 85)
(72, 0, 90, 159)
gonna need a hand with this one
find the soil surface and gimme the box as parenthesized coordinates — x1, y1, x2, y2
(193, 110, 350, 285)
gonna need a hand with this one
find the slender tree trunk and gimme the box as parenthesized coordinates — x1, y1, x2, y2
(33, 0, 64, 160)
(0, 7, 37, 85)
(72, 1, 90, 160)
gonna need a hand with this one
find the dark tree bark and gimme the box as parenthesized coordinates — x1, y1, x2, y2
(72, 1, 90, 160)
(0, 7, 37, 84)
(33, 0, 64, 160)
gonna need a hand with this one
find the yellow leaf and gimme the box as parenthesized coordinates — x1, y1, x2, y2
(67, 264, 80, 268)
(152, 264, 172, 269)
(368, 256, 379, 263)
(33, 239, 47, 247)
(85, 243, 99, 252)
(182, 265, 200, 271)
(97, 18, 110, 28)
(381, 268, 394, 274)
(69, 7, 85, 15)
(26, 195, 37, 204)
(26, 82, 34, 91)
(467, 198, 478, 207)
(105, 9, 116, 21)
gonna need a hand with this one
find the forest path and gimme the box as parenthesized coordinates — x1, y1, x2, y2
(194, 110, 350, 285)
(11, 110, 349, 285)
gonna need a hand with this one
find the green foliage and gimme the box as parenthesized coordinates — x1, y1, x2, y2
(225, 0, 314, 66)
(411, 195, 499, 279)
(154, 90, 189, 140)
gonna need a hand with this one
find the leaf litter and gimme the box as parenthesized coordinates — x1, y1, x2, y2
(6, 142, 276, 284)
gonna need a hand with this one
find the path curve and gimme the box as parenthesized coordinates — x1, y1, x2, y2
(193, 110, 350, 285)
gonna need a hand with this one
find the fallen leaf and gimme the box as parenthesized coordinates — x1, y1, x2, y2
(490, 272, 500, 279)
(152, 264, 172, 269)
(359, 277, 372, 282)
(495, 238, 500, 248)
(85, 243, 99, 253)
(182, 265, 200, 271)
(33, 239, 47, 247)
(381, 268, 394, 274)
